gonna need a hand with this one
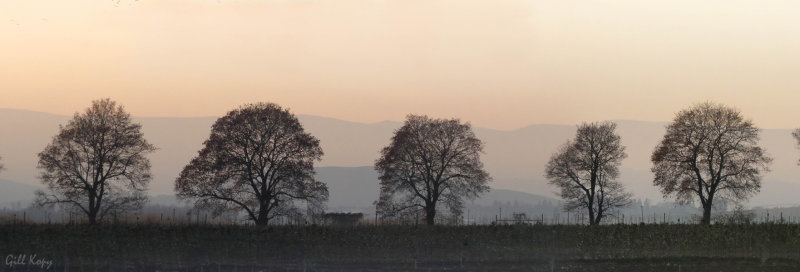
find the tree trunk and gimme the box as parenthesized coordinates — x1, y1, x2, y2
(587, 194, 597, 226)
(87, 212, 98, 225)
(425, 205, 437, 226)
(701, 203, 712, 225)
(593, 210, 603, 226)
(255, 203, 271, 226)
(87, 192, 98, 225)
(87, 201, 99, 225)
(588, 169, 598, 226)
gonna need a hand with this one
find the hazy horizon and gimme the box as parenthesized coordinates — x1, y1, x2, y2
(1, 108, 798, 208)
(1, 106, 676, 130)
(2, 106, 798, 131)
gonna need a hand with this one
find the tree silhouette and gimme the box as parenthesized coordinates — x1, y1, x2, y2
(375, 115, 490, 225)
(651, 102, 771, 225)
(794, 129, 800, 165)
(175, 103, 327, 226)
(35, 99, 156, 224)
(545, 122, 631, 225)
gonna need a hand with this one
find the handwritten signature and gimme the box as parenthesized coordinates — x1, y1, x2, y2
(5, 254, 53, 270)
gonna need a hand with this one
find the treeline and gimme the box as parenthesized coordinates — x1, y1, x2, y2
(1, 99, 799, 226)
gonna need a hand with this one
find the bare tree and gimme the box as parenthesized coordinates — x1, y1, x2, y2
(651, 102, 772, 225)
(545, 122, 631, 226)
(0, 155, 4, 173)
(35, 99, 156, 224)
(375, 115, 490, 225)
(175, 103, 327, 226)
(794, 129, 800, 165)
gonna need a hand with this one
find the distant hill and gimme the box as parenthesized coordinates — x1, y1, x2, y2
(1, 108, 799, 207)
(316, 166, 557, 214)
(0, 166, 558, 222)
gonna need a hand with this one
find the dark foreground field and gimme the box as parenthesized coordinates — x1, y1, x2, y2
(1, 224, 800, 271)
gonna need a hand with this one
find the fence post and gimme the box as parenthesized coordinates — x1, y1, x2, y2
(567, 211, 570, 225)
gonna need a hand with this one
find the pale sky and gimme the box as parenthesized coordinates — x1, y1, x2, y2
(2, 0, 800, 130)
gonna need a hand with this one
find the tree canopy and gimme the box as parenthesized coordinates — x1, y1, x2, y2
(175, 102, 327, 226)
(651, 102, 771, 225)
(546, 122, 631, 225)
(35, 98, 156, 224)
(375, 115, 490, 225)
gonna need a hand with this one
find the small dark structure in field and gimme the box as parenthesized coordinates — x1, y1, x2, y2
(322, 212, 363, 226)
(494, 213, 540, 225)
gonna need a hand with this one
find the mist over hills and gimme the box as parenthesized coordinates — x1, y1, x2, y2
(0, 166, 558, 222)
(315, 166, 556, 214)
(0, 179, 39, 208)
(1, 108, 799, 209)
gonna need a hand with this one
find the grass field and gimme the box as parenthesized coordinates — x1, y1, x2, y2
(1, 223, 799, 271)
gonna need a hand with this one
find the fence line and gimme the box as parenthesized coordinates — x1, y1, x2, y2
(1, 208, 798, 226)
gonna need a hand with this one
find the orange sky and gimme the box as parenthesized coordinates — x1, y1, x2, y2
(2, 0, 800, 130)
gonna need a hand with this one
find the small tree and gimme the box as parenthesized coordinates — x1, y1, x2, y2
(35, 99, 156, 224)
(651, 102, 772, 225)
(375, 115, 490, 225)
(175, 103, 327, 226)
(0, 155, 4, 173)
(545, 122, 631, 226)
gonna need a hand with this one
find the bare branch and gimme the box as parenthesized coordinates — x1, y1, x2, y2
(651, 102, 771, 225)
(175, 103, 326, 226)
(35, 98, 156, 224)
(375, 115, 490, 225)
(545, 122, 630, 225)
